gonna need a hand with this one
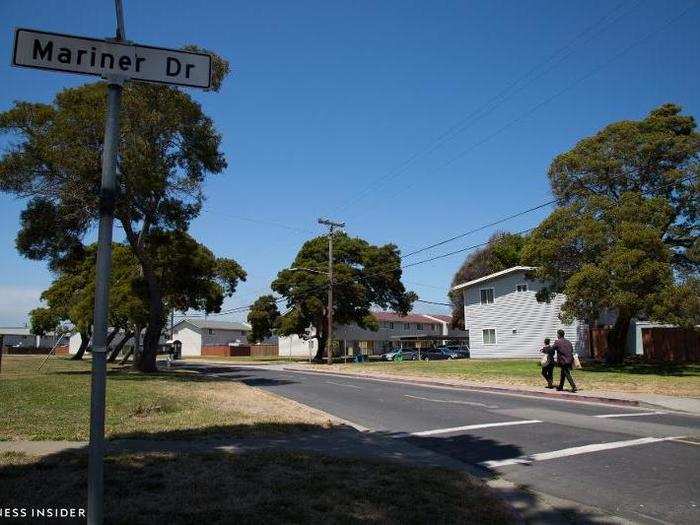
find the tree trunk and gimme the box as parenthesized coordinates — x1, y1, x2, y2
(70, 331, 91, 360)
(136, 288, 163, 372)
(312, 335, 327, 362)
(119, 217, 163, 373)
(607, 314, 631, 364)
(134, 263, 164, 372)
(105, 327, 120, 349)
(120, 347, 133, 365)
(108, 331, 133, 363)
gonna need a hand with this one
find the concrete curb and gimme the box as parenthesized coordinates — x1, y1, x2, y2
(281, 366, 643, 407)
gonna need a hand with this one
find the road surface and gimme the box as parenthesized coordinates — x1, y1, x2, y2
(179, 362, 699, 524)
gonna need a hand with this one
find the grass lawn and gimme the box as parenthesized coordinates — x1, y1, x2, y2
(306, 359, 700, 397)
(0, 356, 331, 441)
(0, 449, 515, 524)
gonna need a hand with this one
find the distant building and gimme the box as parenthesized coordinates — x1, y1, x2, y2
(0, 327, 63, 350)
(277, 311, 468, 358)
(452, 266, 588, 358)
(170, 319, 251, 356)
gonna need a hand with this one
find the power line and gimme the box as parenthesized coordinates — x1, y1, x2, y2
(415, 299, 452, 307)
(325, 0, 636, 217)
(201, 209, 318, 235)
(193, 171, 696, 318)
(402, 200, 555, 258)
(338, 0, 691, 226)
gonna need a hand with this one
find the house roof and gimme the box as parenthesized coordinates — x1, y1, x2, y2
(451, 266, 537, 291)
(423, 314, 452, 323)
(372, 311, 449, 324)
(175, 319, 251, 332)
(0, 327, 32, 336)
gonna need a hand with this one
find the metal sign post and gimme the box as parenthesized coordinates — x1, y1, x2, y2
(10, 2, 213, 523)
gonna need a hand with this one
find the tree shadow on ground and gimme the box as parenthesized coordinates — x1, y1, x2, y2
(582, 362, 699, 377)
(1, 423, 620, 524)
(52, 365, 299, 387)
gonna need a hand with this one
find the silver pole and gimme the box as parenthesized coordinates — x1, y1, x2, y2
(87, 80, 122, 525)
(88, 3, 125, 522)
(115, 0, 126, 41)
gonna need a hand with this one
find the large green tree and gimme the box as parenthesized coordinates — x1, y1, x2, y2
(0, 51, 237, 371)
(448, 232, 525, 328)
(259, 233, 416, 361)
(247, 295, 281, 344)
(29, 244, 148, 360)
(523, 104, 699, 361)
(28, 236, 245, 366)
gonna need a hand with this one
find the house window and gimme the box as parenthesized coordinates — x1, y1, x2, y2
(208, 329, 213, 335)
(516, 284, 527, 292)
(429, 324, 435, 331)
(389, 322, 394, 329)
(482, 329, 496, 345)
(480, 288, 494, 304)
(404, 322, 410, 330)
(416, 323, 423, 330)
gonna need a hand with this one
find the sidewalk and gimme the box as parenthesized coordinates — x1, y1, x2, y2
(281, 365, 700, 415)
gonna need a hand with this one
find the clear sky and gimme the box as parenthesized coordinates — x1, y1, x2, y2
(1, 0, 698, 326)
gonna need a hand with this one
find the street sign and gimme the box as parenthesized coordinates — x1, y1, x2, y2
(12, 28, 212, 89)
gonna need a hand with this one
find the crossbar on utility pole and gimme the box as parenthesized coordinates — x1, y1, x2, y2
(318, 218, 345, 365)
(87, 2, 126, 523)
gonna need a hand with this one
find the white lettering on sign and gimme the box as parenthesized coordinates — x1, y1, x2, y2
(12, 28, 212, 89)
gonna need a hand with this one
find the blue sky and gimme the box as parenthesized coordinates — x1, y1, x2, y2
(1, 0, 698, 325)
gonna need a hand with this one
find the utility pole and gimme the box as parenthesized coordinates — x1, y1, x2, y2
(318, 218, 345, 365)
(87, 2, 126, 523)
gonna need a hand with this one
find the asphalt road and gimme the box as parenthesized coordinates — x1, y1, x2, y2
(180, 362, 700, 524)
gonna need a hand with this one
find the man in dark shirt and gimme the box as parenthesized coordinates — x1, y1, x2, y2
(553, 329, 577, 392)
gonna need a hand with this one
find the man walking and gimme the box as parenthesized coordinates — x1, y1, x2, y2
(553, 329, 577, 392)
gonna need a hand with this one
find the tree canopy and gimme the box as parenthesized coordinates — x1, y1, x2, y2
(0, 50, 240, 371)
(522, 104, 699, 360)
(247, 295, 281, 344)
(253, 233, 416, 361)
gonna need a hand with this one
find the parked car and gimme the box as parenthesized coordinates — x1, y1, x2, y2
(401, 350, 419, 361)
(381, 349, 418, 361)
(380, 349, 402, 361)
(417, 348, 450, 361)
(436, 346, 470, 359)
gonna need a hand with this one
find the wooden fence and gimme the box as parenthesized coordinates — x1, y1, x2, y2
(642, 328, 700, 363)
(589, 328, 610, 361)
(201, 344, 279, 357)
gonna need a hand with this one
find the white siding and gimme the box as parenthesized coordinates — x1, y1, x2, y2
(463, 270, 588, 358)
(277, 334, 317, 358)
(173, 326, 202, 356)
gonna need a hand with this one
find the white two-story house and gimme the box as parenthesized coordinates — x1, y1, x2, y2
(452, 266, 588, 358)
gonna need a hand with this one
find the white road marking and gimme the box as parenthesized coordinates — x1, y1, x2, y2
(670, 438, 700, 446)
(480, 436, 686, 468)
(325, 380, 363, 389)
(407, 420, 542, 437)
(594, 411, 668, 419)
(404, 394, 498, 409)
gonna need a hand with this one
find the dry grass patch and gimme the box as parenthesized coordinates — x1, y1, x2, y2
(0, 450, 515, 524)
(0, 356, 331, 441)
